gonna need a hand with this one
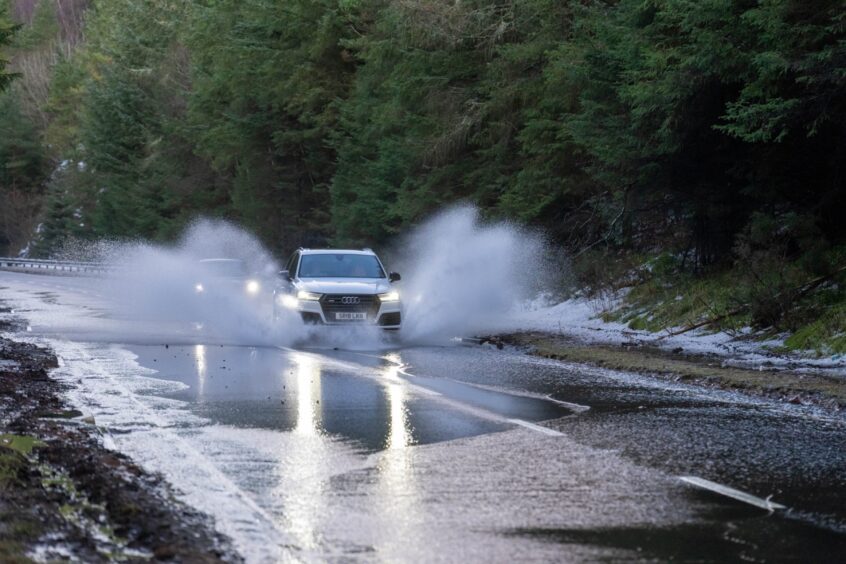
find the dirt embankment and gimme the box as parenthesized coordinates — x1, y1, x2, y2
(488, 332, 845, 414)
(0, 310, 240, 562)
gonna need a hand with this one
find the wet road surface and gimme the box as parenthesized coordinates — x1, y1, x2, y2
(1, 270, 845, 562)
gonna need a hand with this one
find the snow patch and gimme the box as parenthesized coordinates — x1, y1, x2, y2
(501, 296, 846, 376)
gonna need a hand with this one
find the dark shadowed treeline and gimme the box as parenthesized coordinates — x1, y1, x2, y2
(0, 1, 844, 286)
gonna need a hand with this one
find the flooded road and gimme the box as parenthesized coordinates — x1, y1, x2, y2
(2, 269, 845, 562)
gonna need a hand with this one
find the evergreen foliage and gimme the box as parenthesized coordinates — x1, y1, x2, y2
(0, 4, 16, 93)
(0, 91, 45, 252)
(0, 0, 843, 297)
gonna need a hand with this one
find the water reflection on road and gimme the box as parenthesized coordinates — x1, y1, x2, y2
(375, 355, 424, 557)
(194, 344, 206, 397)
(271, 352, 327, 552)
(125, 342, 846, 562)
(263, 351, 424, 556)
(7, 269, 846, 561)
(293, 352, 322, 436)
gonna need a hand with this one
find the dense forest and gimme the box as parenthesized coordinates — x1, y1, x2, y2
(1, 0, 845, 346)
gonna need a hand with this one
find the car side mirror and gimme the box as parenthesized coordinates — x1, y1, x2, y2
(389, 272, 401, 283)
(279, 269, 292, 281)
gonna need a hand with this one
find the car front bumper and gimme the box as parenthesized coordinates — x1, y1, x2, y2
(285, 296, 402, 328)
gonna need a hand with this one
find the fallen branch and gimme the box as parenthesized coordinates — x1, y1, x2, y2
(657, 305, 748, 339)
(794, 263, 846, 299)
(657, 264, 846, 339)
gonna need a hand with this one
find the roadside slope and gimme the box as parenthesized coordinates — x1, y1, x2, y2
(491, 298, 846, 413)
(0, 310, 240, 562)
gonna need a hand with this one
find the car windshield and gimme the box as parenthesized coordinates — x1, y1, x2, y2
(298, 254, 385, 278)
(199, 260, 247, 278)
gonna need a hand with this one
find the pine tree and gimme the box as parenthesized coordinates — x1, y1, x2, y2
(0, 5, 17, 93)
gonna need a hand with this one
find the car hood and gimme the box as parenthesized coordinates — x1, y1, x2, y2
(297, 278, 391, 295)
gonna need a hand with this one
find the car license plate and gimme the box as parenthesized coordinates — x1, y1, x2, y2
(336, 312, 367, 321)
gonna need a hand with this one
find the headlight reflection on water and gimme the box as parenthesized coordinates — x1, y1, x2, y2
(194, 344, 206, 398)
(268, 352, 420, 554)
(292, 353, 323, 436)
(277, 352, 327, 551)
(388, 383, 410, 450)
(376, 353, 422, 552)
(382, 354, 412, 450)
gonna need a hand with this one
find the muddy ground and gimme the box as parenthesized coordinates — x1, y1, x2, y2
(489, 332, 845, 414)
(0, 309, 241, 563)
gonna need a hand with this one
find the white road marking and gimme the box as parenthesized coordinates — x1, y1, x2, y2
(333, 350, 565, 436)
(405, 382, 442, 397)
(507, 418, 564, 437)
(282, 348, 563, 436)
(460, 380, 591, 413)
(679, 476, 786, 511)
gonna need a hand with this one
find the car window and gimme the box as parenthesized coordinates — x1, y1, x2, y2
(298, 254, 385, 278)
(285, 252, 298, 274)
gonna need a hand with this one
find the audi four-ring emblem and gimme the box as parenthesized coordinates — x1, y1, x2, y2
(341, 296, 360, 305)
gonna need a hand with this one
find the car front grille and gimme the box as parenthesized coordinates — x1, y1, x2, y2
(320, 294, 379, 321)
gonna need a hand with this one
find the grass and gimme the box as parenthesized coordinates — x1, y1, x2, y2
(0, 435, 46, 563)
(0, 435, 45, 489)
(0, 435, 45, 456)
(38, 463, 133, 559)
(0, 451, 23, 489)
(601, 269, 749, 334)
(784, 301, 846, 356)
(0, 438, 136, 560)
(592, 253, 846, 357)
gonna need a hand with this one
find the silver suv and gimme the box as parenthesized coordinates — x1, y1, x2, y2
(274, 248, 402, 329)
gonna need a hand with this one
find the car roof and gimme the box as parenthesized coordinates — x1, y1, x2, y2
(299, 249, 376, 256)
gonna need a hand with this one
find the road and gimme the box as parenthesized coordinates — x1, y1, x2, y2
(1, 269, 845, 562)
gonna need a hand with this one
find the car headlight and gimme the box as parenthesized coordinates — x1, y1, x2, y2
(278, 294, 299, 309)
(378, 290, 400, 302)
(246, 280, 261, 294)
(297, 290, 322, 301)
(195, 283, 204, 293)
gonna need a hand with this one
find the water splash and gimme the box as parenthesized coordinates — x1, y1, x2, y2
(392, 206, 564, 344)
(97, 219, 304, 347)
(51, 209, 564, 349)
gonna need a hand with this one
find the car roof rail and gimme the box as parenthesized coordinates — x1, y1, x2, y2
(362, 247, 373, 252)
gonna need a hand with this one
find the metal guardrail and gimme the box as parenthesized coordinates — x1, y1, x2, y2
(0, 257, 113, 275)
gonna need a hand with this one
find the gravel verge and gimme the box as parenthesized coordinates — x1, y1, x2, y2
(0, 309, 241, 563)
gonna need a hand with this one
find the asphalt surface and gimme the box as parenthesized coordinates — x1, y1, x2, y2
(1, 269, 845, 562)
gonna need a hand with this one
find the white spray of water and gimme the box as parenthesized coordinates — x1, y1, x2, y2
(60, 208, 563, 349)
(96, 219, 305, 347)
(392, 206, 562, 344)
